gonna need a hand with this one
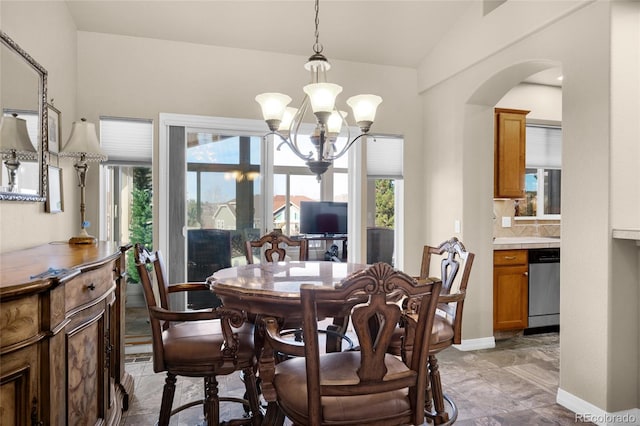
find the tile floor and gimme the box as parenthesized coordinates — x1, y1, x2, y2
(120, 332, 592, 425)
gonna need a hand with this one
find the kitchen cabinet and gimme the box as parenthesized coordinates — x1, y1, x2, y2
(494, 108, 529, 198)
(0, 242, 132, 425)
(493, 249, 529, 331)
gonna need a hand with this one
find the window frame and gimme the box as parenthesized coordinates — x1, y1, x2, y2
(515, 123, 561, 220)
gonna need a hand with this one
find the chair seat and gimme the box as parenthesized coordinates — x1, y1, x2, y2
(388, 315, 455, 357)
(163, 320, 255, 372)
(273, 351, 412, 422)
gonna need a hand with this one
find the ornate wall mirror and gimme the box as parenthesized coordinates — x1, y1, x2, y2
(0, 30, 47, 202)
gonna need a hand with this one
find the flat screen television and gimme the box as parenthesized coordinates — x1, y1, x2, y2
(299, 201, 348, 235)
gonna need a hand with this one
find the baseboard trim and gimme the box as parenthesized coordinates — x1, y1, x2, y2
(453, 336, 495, 351)
(556, 388, 640, 426)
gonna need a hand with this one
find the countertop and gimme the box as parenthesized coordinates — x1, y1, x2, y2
(493, 237, 561, 250)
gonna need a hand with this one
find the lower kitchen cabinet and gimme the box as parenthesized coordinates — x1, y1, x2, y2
(493, 249, 529, 331)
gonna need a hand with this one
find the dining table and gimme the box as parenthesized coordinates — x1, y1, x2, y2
(207, 260, 368, 320)
(207, 260, 369, 425)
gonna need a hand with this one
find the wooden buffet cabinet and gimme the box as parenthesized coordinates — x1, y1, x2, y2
(493, 249, 529, 331)
(494, 108, 529, 199)
(0, 242, 133, 425)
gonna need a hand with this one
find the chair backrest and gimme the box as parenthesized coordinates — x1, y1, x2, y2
(134, 243, 172, 370)
(419, 237, 475, 344)
(134, 243, 246, 374)
(244, 230, 309, 264)
(300, 262, 442, 426)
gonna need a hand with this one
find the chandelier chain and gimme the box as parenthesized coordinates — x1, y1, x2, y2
(313, 0, 323, 54)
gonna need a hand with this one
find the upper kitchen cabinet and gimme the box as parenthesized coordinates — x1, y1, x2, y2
(494, 108, 529, 198)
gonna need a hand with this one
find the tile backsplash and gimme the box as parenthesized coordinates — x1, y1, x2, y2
(493, 199, 560, 238)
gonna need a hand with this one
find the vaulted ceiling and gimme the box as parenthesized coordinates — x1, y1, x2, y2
(66, 0, 474, 69)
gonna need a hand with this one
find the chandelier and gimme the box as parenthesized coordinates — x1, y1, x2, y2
(255, 0, 382, 181)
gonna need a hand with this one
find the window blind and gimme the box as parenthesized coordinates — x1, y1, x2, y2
(100, 117, 152, 163)
(366, 136, 403, 178)
(526, 125, 561, 169)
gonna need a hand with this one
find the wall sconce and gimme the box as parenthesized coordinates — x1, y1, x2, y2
(59, 118, 107, 244)
(0, 113, 37, 192)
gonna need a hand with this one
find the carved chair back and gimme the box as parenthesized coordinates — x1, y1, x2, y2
(261, 262, 442, 426)
(419, 237, 474, 344)
(244, 230, 309, 264)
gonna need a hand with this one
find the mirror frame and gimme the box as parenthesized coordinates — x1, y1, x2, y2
(0, 30, 48, 202)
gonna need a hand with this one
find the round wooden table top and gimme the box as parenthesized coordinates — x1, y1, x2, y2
(208, 261, 368, 317)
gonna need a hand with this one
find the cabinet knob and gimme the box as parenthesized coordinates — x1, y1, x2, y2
(523, 272, 529, 276)
(504, 256, 517, 260)
(87, 283, 96, 291)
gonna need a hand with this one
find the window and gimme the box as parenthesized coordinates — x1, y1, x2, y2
(520, 125, 561, 218)
(99, 117, 153, 277)
(273, 133, 347, 237)
(366, 136, 403, 266)
(100, 116, 153, 345)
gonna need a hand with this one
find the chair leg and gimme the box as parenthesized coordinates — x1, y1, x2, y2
(242, 366, 263, 425)
(428, 354, 450, 425)
(204, 376, 221, 426)
(159, 373, 177, 426)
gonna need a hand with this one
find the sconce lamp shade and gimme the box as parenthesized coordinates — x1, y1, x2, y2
(0, 114, 37, 159)
(59, 118, 107, 162)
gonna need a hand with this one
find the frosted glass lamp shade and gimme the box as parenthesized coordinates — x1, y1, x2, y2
(327, 110, 347, 134)
(347, 94, 383, 124)
(255, 93, 292, 121)
(60, 119, 107, 161)
(0, 114, 36, 159)
(277, 107, 298, 133)
(303, 83, 342, 114)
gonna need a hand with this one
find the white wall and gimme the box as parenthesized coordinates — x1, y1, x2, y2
(497, 83, 562, 122)
(0, 1, 78, 252)
(75, 31, 425, 272)
(421, 0, 639, 415)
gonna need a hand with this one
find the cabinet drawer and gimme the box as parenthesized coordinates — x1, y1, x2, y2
(493, 250, 527, 266)
(0, 295, 40, 349)
(65, 263, 114, 312)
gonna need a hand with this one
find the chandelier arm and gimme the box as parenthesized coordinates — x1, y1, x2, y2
(288, 100, 316, 159)
(269, 132, 314, 161)
(326, 132, 367, 161)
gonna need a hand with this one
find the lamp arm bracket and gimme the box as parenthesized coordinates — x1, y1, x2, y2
(327, 132, 367, 160)
(268, 132, 314, 161)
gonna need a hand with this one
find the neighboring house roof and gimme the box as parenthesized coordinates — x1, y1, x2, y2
(273, 195, 315, 214)
(212, 203, 236, 220)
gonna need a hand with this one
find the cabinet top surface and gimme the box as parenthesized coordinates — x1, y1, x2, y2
(493, 237, 560, 250)
(0, 241, 125, 295)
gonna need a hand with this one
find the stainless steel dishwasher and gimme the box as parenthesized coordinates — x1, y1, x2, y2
(528, 248, 560, 328)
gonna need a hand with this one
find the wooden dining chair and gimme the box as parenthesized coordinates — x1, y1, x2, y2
(389, 237, 475, 425)
(134, 243, 262, 426)
(258, 262, 443, 426)
(244, 229, 309, 264)
(245, 229, 353, 352)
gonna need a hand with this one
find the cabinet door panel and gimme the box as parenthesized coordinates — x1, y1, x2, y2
(493, 265, 528, 330)
(0, 346, 39, 425)
(494, 109, 528, 198)
(67, 315, 106, 426)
